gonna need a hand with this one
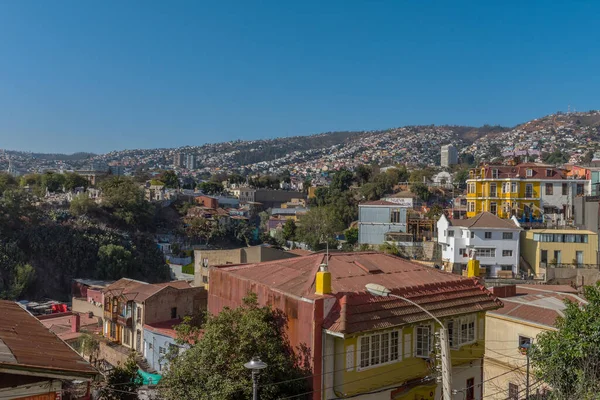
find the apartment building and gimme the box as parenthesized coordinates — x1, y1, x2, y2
(466, 163, 589, 222)
(438, 213, 521, 276)
(358, 200, 408, 245)
(209, 252, 502, 400)
(441, 144, 458, 167)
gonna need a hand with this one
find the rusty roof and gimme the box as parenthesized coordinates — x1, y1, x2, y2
(470, 164, 573, 180)
(103, 278, 192, 302)
(38, 312, 102, 342)
(144, 319, 182, 339)
(0, 301, 98, 378)
(449, 212, 521, 229)
(216, 252, 502, 335)
(359, 200, 398, 206)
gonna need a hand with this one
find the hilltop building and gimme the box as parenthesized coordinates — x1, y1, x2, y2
(441, 144, 458, 167)
(358, 200, 409, 245)
(173, 152, 185, 168)
(208, 252, 502, 400)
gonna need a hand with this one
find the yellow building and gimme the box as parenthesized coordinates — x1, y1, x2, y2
(484, 284, 586, 399)
(520, 228, 599, 277)
(465, 163, 588, 221)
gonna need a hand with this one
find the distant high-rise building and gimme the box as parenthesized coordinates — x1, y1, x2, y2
(173, 153, 185, 168)
(441, 144, 458, 167)
(185, 154, 197, 170)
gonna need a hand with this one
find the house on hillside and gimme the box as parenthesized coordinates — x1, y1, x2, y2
(358, 200, 409, 245)
(438, 212, 521, 277)
(208, 252, 502, 400)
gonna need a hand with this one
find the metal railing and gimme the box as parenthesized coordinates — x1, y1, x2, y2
(545, 263, 600, 270)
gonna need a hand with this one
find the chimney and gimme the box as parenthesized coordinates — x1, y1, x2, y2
(71, 313, 80, 333)
(315, 263, 332, 295)
(467, 248, 480, 278)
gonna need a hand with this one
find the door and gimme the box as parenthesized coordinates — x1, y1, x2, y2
(554, 250, 562, 265)
(576, 251, 584, 266)
(136, 330, 142, 352)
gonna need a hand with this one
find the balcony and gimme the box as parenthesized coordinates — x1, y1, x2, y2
(117, 315, 133, 328)
(104, 310, 117, 321)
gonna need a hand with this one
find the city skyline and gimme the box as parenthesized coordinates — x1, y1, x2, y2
(1, 1, 599, 153)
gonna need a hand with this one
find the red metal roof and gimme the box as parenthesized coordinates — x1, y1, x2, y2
(103, 278, 192, 302)
(144, 318, 181, 339)
(359, 200, 398, 206)
(0, 301, 98, 378)
(38, 312, 102, 342)
(216, 252, 502, 334)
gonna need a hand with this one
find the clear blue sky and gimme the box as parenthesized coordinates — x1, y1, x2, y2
(1, 1, 599, 154)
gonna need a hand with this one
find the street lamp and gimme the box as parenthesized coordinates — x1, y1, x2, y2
(244, 356, 268, 400)
(365, 283, 452, 400)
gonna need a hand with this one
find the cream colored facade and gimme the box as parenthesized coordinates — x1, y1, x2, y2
(484, 313, 552, 399)
(520, 229, 599, 276)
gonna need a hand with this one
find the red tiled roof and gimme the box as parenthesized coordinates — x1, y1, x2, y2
(144, 319, 182, 339)
(359, 200, 398, 206)
(217, 252, 502, 335)
(38, 312, 102, 342)
(472, 164, 572, 180)
(0, 301, 98, 378)
(103, 278, 192, 302)
(449, 212, 521, 229)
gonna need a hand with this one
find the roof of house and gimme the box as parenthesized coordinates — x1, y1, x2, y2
(73, 279, 114, 288)
(470, 163, 573, 180)
(38, 312, 102, 342)
(144, 319, 181, 339)
(489, 286, 586, 328)
(0, 301, 98, 378)
(448, 212, 521, 230)
(215, 252, 502, 335)
(359, 200, 398, 206)
(526, 228, 597, 235)
(103, 278, 192, 302)
(285, 249, 314, 256)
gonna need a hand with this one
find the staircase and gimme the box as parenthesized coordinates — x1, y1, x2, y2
(135, 354, 157, 374)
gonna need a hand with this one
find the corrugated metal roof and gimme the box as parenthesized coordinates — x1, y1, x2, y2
(103, 278, 192, 302)
(0, 300, 98, 377)
(217, 252, 502, 334)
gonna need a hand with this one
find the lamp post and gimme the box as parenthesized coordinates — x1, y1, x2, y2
(365, 283, 452, 400)
(244, 356, 268, 400)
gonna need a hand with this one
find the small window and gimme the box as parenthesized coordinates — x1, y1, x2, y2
(202, 275, 208, 283)
(492, 169, 499, 179)
(470, 231, 474, 239)
(577, 184, 584, 195)
(484, 232, 492, 239)
(171, 307, 177, 319)
(526, 169, 533, 177)
(159, 346, 166, 355)
(502, 250, 513, 257)
(546, 169, 552, 177)
(519, 335, 532, 350)
(459, 248, 466, 257)
(390, 209, 405, 224)
(562, 183, 568, 195)
(415, 326, 431, 358)
(468, 202, 475, 212)
(466, 377, 475, 400)
(511, 182, 518, 193)
(502, 232, 513, 240)
(545, 183, 553, 195)
(447, 230, 454, 237)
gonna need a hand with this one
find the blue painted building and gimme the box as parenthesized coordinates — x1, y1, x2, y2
(143, 319, 187, 374)
(358, 200, 408, 245)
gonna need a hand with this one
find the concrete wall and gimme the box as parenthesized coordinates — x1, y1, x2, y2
(143, 328, 183, 373)
(546, 267, 600, 286)
(143, 287, 207, 325)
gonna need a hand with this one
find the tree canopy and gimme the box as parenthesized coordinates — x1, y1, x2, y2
(531, 283, 600, 399)
(159, 293, 311, 400)
(198, 181, 224, 195)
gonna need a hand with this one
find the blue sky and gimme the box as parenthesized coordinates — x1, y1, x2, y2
(1, 1, 599, 153)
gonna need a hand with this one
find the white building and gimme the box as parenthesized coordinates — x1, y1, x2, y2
(441, 144, 458, 167)
(437, 212, 521, 277)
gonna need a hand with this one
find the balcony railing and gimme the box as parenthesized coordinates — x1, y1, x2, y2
(544, 263, 600, 270)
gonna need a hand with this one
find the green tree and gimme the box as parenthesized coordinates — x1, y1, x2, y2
(78, 333, 100, 364)
(410, 182, 431, 202)
(354, 165, 373, 184)
(425, 204, 443, 219)
(159, 293, 310, 400)
(297, 206, 343, 250)
(582, 149, 595, 164)
(100, 177, 153, 227)
(97, 244, 133, 279)
(19, 173, 41, 187)
(70, 193, 97, 216)
(198, 181, 224, 195)
(63, 172, 89, 191)
(98, 353, 142, 400)
(160, 170, 180, 188)
(454, 168, 469, 186)
(282, 219, 297, 241)
(186, 217, 224, 245)
(234, 221, 253, 246)
(330, 168, 354, 192)
(543, 150, 569, 165)
(41, 171, 66, 192)
(378, 242, 400, 256)
(531, 283, 600, 399)
(344, 226, 358, 246)
(6, 263, 35, 299)
(0, 173, 18, 195)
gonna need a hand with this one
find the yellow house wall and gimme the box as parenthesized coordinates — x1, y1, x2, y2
(466, 179, 541, 218)
(484, 313, 553, 398)
(332, 313, 486, 398)
(521, 230, 599, 274)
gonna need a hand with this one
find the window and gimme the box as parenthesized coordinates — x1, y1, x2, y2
(492, 169, 499, 179)
(391, 209, 405, 223)
(502, 232, 513, 240)
(171, 307, 177, 319)
(468, 183, 475, 194)
(562, 183, 568, 195)
(490, 202, 497, 215)
(136, 307, 142, 323)
(577, 183, 584, 195)
(466, 378, 475, 400)
(489, 183, 497, 197)
(202, 275, 208, 283)
(554, 250, 562, 264)
(159, 346, 166, 355)
(540, 250, 548, 263)
(508, 383, 519, 400)
(468, 202, 475, 212)
(511, 182, 517, 193)
(123, 328, 131, 346)
(484, 232, 492, 239)
(358, 330, 400, 369)
(546, 169, 552, 177)
(470, 231, 474, 239)
(545, 183, 553, 195)
(501, 265, 513, 271)
(475, 248, 496, 258)
(149, 342, 153, 349)
(459, 248, 467, 257)
(576, 251, 584, 266)
(447, 315, 477, 348)
(502, 182, 510, 193)
(526, 169, 533, 177)
(525, 184, 533, 198)
(447, 230, 454, 237)
(519, 336, 532, 352)
(415, 326, 431, 358)
(502, 250, 513, 257)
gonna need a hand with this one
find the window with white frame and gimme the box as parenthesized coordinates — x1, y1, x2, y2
(358, 330, 401, 369)
(447, 315, 477, 348)
(447, 230, 454, 237)
(415, 326, 431, 358)
(476, 248, 496, 257)
(502, 250, 513, 257)
(484, 231, 492, 239)
(502, 232, 513, 240)
(468, 202, 475, 212)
